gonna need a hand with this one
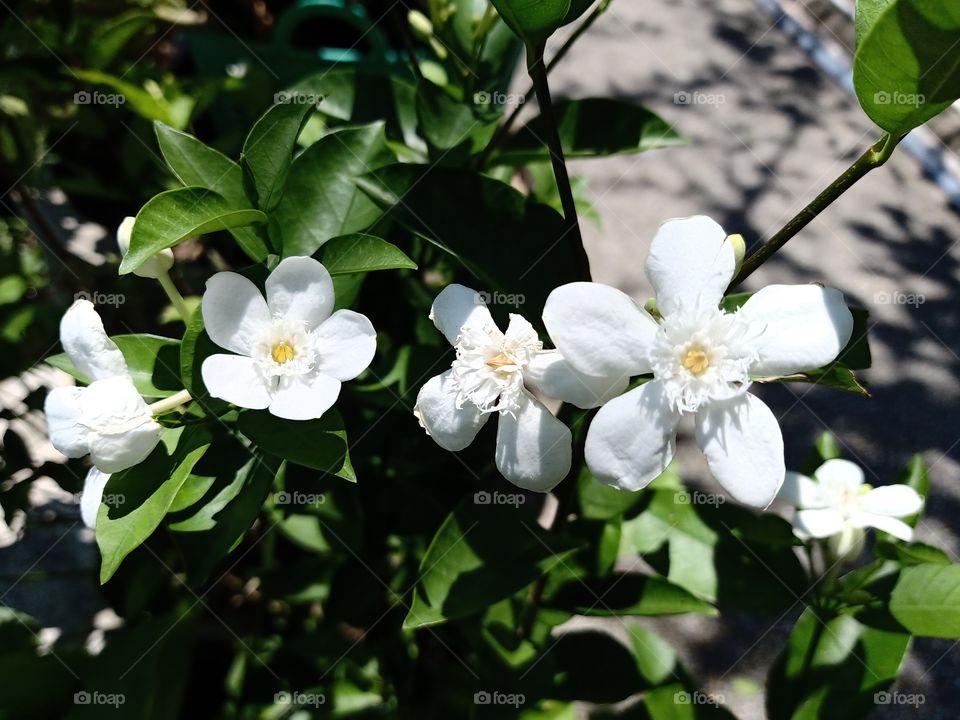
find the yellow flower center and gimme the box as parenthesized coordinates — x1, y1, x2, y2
(485, 352, 516, 370)
(682, 349, 710, 376)
(271, 341, 296, 364)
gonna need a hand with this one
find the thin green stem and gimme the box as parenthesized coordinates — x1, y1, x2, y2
(731, 132, 901, 287)
(526, 42, 590, 280)
(477, 0, 614, 169)
(158, 270, 192, 325)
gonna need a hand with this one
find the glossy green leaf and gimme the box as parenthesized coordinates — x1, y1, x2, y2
(415, 83, 499, 156)
(404, 498, 581, 629)
(122, 187, 266, 274)
(853, 1, 960, 135)
(46, 333, 181, 398)
(495, 98, 683, 165)
(87, 11, 156, 69)
(72, 68, 174, 126)
(97, 425, 212, 583)
(358, 164, 579, 316)
(490, 0, 571, 46)
(319, 233, 416, 275)
(547, 573, 718, 616)
(890, 563, 960, 637)
(273, 123, 393, 258)
(171, 451, 281, 585)
(237, 409, 355, 481)
(241, 101, 316, 211)
(767, 608, 910, 720)
(154, 121, 269, 261)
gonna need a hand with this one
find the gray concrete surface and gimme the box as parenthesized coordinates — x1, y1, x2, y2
(543, 0, 960, 716)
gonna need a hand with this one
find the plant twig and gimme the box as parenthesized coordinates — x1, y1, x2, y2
(730, 132, 901, 287)
(525, 42, 590, 280)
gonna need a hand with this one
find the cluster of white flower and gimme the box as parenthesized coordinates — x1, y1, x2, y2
(44, 213, 925, 554)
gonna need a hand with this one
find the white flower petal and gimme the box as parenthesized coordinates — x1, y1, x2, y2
(736, 285, 854, 376)
(495, 391, 571, 492)
(265, 256, 335, 331)
(117, 216, 173, 279)
(584, 380, 680, 492)
(694, 393, 785, 507)
(813, 458, 864, 495)
(81, 377, 161, 473)
(778, 471, 825, 508)
(542, 282, 657, 378)
(59, 300, 129, 381)
(645, 216, 735, 316)
(268, 372, 341, 420)
(852, 512, 914, 541)
(793, 508, 846, 538)
(313, 310, 377, 381)
(44, 386, 89, 458)
(859, 485, 924, 518)
(524, 350, 628, 409)
(504, 313, 539, 345)
(80, 467, 111, 529)
(429, 284, 496, 347)
(202, 272, 271, 356)
(414, 370, 490, 451)
(201, 354, 273, 410)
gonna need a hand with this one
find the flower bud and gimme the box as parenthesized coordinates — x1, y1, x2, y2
(408, 10, 433, 41)
(726, 233, 746, 277)
(117, 216, 173, 279)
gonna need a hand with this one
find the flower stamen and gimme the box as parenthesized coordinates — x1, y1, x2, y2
(682, 348, 710, 375)
(271, 341, 296, 364)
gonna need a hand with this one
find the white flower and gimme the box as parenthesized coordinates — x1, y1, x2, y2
(200, 256, 376, 420)
(779, 458, 924, 556)
(44, 300, 163, 527)
(116, 216, 174, 279)
(414, 284, 628, 492)
(543, 215, 855, 507)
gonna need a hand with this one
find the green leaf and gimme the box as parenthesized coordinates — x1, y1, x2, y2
(122, 187, 266, 274)
(563, 0, 596, 26)
(87, 11, 156, 69)
(237, 409, 355, 481)
(415, 83, 498, 156)
(890, 563, 960, 637)
(855, 0, 895, 45)
(767, 608, 910, 720)
(241, 101, 316, 211)
(760, 366, 870, 398)
(495, 98, 683, 165)
(404, 498, 581, 629)
(489, 0, 571, 46)
(72, 68, 175, 126)
(853, 1, 960, 135)
(154, 122, 269, 261)
(97, 425, 211, 583)
(319, 233, 416, 275)
(547, 573, 718, 616)
(358, 164, 579, 316)
(170, 451, 281, 585)
(46, 333, 181, 398)
(273, 123, 394, 258)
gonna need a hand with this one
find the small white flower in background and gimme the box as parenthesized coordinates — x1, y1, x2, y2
(543, 215, 855, 507)
(116, 216, 174, 279)
(414, 284, 628, 492)
(44, 300, 162, 527)
(779, 458, 924, 557)
(200, 256, 376, 421)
